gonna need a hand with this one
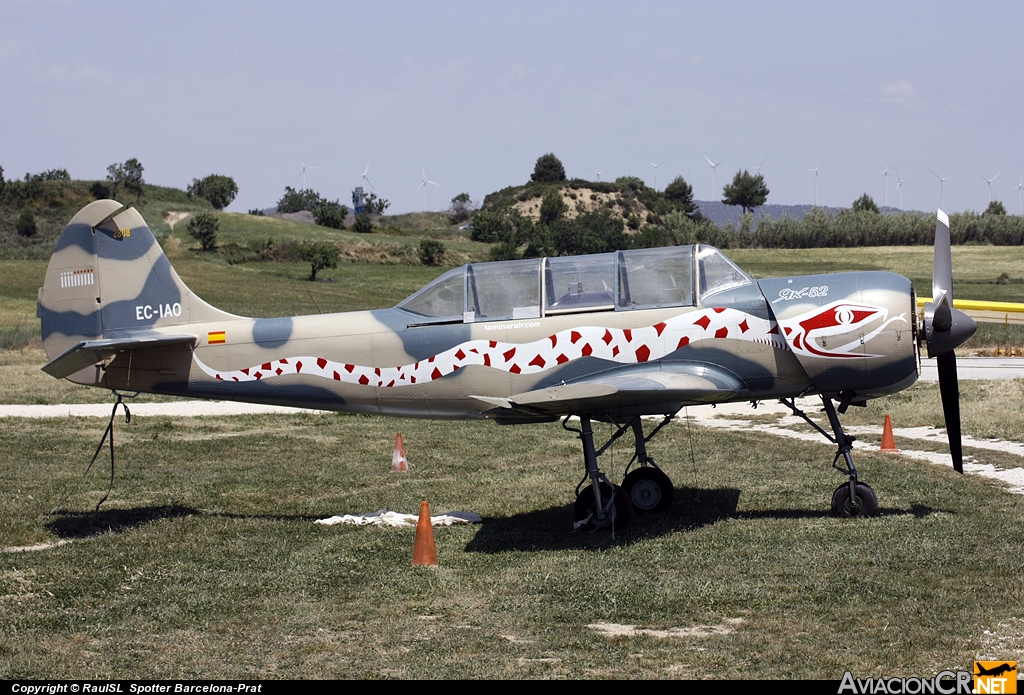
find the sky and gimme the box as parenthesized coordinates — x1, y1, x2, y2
(2, 1, 1023, 215)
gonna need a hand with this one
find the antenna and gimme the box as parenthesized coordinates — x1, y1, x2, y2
(881, 166, 890, 208)
(892, 166, 908, 210)
(703, 155, 722, 199)
(360, 160, 375, 191)
(930, 170, 949, 209)
(296, 161, 321, 189)
(978, 172, 1000, 204)
(414, 166, 441, 212)
(648, 159, 667, 190)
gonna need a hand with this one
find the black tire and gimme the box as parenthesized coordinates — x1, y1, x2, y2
(831, 482, 879, 518)
(622, 467, 674, 513)
(574, 482, 633, 530)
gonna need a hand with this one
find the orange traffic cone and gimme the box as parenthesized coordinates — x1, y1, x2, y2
(880, 415, 899, 452)
(391, 433, 409, 472)
(412, 501, 438, 567)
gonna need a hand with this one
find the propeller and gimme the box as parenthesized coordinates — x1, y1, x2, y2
(921, 210, 977, 473)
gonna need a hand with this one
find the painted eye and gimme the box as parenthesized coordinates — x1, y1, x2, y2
(836, 308, 854, 325)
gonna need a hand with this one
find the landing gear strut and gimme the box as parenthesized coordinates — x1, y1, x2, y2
(780, 395, 879, 518)
(564, 413, 676, 531)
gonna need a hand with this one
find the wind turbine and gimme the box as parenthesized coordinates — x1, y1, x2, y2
(754, 156, 767, 176)
(589, 169, 604, 182)
(648, 159, 667, 190)
(1014, 175, 1024, 216)
(414, 166, 441, 212)
(880, 167, 890, 208)
(810, 165, 821, 207)
(978, 172, 1000, 204)
(930, 170, 948, 209)
(703, 155, 722, 199)
(296, 161, 321, 189)
(360, 160, 375, 191)
(892, 166, 908, 210)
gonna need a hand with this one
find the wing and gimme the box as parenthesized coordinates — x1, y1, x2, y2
(472, 361, 747, 420)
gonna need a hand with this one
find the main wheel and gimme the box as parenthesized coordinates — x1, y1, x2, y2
(574, 482, 633, 530)
(831, 482, 879, 518)
(622, 467, 674, 513)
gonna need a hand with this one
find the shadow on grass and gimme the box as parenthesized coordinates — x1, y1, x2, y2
(46, 506, 334, 539)
(464, 486, 742, 553)
(46, 505, 199, 539)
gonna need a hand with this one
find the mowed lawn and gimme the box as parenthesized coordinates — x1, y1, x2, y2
(1, 401, 1022, 678)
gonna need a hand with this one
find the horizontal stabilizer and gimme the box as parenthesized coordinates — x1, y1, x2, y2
(42, 333, 197, 380)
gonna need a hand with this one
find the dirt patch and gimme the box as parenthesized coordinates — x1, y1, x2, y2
(588, 618, 743, 639)
(164, 211, 192, 230)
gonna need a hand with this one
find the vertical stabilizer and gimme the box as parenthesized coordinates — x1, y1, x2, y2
(38, 200, 238, 367)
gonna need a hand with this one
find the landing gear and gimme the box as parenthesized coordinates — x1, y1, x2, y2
(621, 418, 674, 513)
(831, 481, 878, 518)
(781, 394, 880, 519)
(622, 467, 673, 513)
(574, 482, 633, 530)
(564, 413, 676, 531)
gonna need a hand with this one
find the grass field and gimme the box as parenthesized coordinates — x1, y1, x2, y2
(1, 386, 1022, 678)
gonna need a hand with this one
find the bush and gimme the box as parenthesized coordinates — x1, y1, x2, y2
(89, 181, 111, 200)
(539, 189, 567, 225)
(299, 242, 340, 281)
(352, 213, 374, 234)
(187, 213, 219, 251)
(418, 239, 446, 266)
(15, 209, 37, 238)
(188, 174, 239, 210)
(313, 199, 348, 229)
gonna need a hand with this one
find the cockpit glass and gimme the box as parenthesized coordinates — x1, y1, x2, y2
(397, 267, 464, 319)
(617, 246, 694, 309)
(466, 258, 540, 322)
(545, 253, 616, 313)
(697, 246, 753, 298)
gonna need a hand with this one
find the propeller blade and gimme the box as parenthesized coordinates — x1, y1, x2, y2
(933, 210, 952, 304)
(936, 352, 964, 473)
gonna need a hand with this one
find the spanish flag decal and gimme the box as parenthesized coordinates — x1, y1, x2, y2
(208, 331, 226, 345)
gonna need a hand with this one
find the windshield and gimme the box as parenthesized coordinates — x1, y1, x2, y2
(697, 246, 753, 299)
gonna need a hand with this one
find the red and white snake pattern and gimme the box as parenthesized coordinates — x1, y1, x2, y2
(192, 302, 905, 387)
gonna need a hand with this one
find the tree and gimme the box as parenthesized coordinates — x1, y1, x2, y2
(106, 158, 145, 203)
(299, 242, 340, 281)
(539, 188, 568, 225)
(187, 213, 218, 250)
(984, 200, 1007, 216)
(852, 193, 879, 213)
(16, 209, 37, 238)
(0, 165, 5, 195)
(363, 192, 390, 216)
(419, 239, 446, 266)
(531, 153, 566, 183)
(664, 176, 698, 216)
(721, 169, 769, 214)
(277, 187, 322, 213)
(552, 210, 627, 256)
(188, 175, 239, 210)
(448, 192, 475, 224)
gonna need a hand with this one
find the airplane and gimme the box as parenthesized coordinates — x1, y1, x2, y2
(37, 199, 977, 530)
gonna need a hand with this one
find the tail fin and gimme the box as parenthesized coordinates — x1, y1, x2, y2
(38, 200, 236, 376)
